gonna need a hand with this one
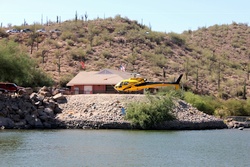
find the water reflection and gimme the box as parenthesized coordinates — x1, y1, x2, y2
(0, 130, 24, 155)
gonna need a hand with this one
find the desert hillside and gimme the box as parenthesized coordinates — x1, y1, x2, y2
(1, 16, 250, 99)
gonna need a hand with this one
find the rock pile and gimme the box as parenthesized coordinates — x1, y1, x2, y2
(0, 86, 66, 129)
(56, 94, 227, 130)
(56, 94, 138, 129)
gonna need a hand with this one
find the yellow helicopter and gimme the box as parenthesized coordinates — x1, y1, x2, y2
(114, 74, 183, 92)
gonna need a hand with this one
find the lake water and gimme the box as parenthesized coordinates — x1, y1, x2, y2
(0, 129, 249, 167)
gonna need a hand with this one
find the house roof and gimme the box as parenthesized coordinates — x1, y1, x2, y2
(66, 69, 132, 86)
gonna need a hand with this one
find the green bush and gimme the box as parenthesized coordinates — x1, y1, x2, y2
(66, 39, 74, 46)
(243, 99, 250, 116)
(169, 32, 186, 46)
(222, 99, 247, 116)
(184, 92, 219, 115)
(59, 74, 74, 87)
(157, 88, 184, 100)
(61, 31, 77, 41)
(102, 50, 112, 59)
(69, 48, 86, 61)
(184, 91, 250, 117)
(0, 29, 8, 38)
(145, 31, 164, 44)
(92, 36, 104, 46)
(142, 51, 167, 67)
(125, 93, 176, 129)
(0, 39, 53, 87)
(30, 69, 54, 87)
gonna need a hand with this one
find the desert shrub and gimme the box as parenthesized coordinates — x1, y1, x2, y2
(59, 74, 74, 87)
(222, 99, 247, 116)
(169, 32, 186, 46)
(126, 29, 147, 43)
(232, 42, 241, 48)
(125, 93, 176, 129)
(78, 38, 89, 44)
(69, 48, 86, 61)
(100, 29, 113, 42)
(243, 99, 250, 116)
(214, 106, 229, 118)
(142, 52, 167, 67)
(184, 92, 219, 115)
(77, 29, 87, 38)
(92, 36, 104, 46)
(95, 60, 105, 68)
(125, 54, 137, 65)
(214, 99, 250, 118)
(156, 88, 184, 100)
(45, 39, 62, 48)
(0, 29, 8, 38)
(66, 39, 74, 46)
(102, 50, 112, 59)
(114, 25, 127, 36)
(185, 91, 250, 117)
(88, 24, 102, 36)
(30, 69, 54, 87)
(61, 31, 77, 41)
(86, 44, 93, 54)
(154, 46, 172, 55)
(146, 31, 164, 44)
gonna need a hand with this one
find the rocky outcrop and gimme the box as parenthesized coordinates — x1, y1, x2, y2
(0, 86, 65, 129)
(224, 117, 250, 129)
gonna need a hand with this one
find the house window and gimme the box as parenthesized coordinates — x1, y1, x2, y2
(84, 86, 93, 94)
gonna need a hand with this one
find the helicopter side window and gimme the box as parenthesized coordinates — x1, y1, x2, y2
(123, 82, 129, 85)
(119, 82, 123, 87)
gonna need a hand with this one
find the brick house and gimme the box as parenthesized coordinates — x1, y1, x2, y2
(66, 69, 132, 94)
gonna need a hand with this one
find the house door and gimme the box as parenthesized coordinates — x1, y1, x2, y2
(74, 87, 79, 94)
(84, 86, 93, 94)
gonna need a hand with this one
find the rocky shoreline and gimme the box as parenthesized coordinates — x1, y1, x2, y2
(0, 87, 230, 130)
(56, 94, 228, 130)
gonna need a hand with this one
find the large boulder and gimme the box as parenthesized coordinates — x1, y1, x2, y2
(0, 116, 15, 129)
(53, 93, 67, 103)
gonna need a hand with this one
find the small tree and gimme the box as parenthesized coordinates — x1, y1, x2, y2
(196, 65, 199, 90)
(243, 79, 247, 100)
(42, 50, 48, 63)
(85, 12, 88, 21)
(184, 57, 190, 80)
(28, 32, 38, 54)
(55, 52, 61, 75)
(75, 11, 78, 22)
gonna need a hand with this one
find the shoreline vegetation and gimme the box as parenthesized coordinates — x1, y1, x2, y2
(1, 86, 244, 130)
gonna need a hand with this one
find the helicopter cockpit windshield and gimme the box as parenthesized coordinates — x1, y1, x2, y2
(115, 81, 129, 88)
(123, 82, 129, 85)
